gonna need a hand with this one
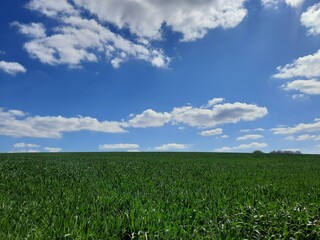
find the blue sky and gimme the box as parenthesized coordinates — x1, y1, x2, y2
(1, 0, 320, 153)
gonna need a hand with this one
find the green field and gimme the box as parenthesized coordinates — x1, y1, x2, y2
(0, 152, 319, 239)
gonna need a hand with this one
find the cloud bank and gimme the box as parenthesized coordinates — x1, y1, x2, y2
(0, 98, 267, 138)
(13, 0, 248, 68)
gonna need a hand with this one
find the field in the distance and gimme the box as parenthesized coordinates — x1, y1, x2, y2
(0, 152, 319, 239)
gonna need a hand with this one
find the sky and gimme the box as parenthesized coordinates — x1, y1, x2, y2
(0, 0, 320, 153)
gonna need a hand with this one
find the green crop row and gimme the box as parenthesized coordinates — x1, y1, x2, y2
(0, 152, 319, 239)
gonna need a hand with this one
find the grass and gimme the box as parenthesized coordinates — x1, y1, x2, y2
(0, 152, 319, 239)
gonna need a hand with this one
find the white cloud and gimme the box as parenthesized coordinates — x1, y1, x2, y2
(272, 118, 320, 135)
(99, 144, 140, 150)
(296, 134, 319, 141)
(154, 143, 189, 151)
(126, 99, 267, 130)
(282, 79, 320, 95)
(44, 147, 62, 152)
(301, 3, 320, 36)
(126, 109, 171, 128)
(273, 50, 320, 79)
(0, 108, 126, 138)
(72, 0, 247, 42)
(214, 146, 232, 152)
(15, 0, 247, 68)
(172, 102, 267, 128)
(0, 61, 26, 75)
(14, 143, 40, 148)
(10, 149, 40, 153)
(11, 22, 46, 38)
(0, 98, 267, 139)
(200, 128, 223, 136)
(205, 98, 225, 108)
(240, 128, 265, 132)
(215, 142, 268, 152)
(127, 149, 140, 152)
(221, 135, 229, 138)
(235, 142, 268, 149)
(292, 93, 307, 99)
(261, 0, 303, 8)
(14, 4, 170, 68)
(285, 0, 303, 8)
(237, 134, 263, 141)
(284, 134, 320, 141)
(26, 0, 77, 17)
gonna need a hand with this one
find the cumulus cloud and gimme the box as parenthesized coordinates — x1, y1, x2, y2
(236, 134, 263, 141)
(200, 128, 223, 136)
(0, 108, 126, 138)
(72, 0, 247, 42)
(301, 3, 320, 35)
(44, 147, 62, 152)
(0, 98, 267, 139)
(273, 50, 320, 79)
(215, 142, 268, 152)
(14, 0, 248, 68)
(0, 61, 26, 75)
(172, 102, 267, 128)
(272, 118, 320, 135)
(14, 142, 40, 148)
(99, 143, 140, 150)
(14, 1, 170, 68)
(154, 143, 189, 151)
(282, 79, 320, 95)
(126, 109, 171, 128)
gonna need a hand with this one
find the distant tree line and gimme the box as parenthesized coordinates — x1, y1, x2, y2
(252, 150, 302, 155)
(269, 150, 302, 155)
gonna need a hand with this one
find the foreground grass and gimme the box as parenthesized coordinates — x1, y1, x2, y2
(0, 152, 319, 239)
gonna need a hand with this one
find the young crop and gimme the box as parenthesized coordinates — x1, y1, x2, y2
(0, 152, 319, 239)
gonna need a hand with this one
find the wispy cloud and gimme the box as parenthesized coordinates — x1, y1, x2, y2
(0, 61, 26, 75)
(154, 143, 189, 151)
(99, 144, 140, 150)
(44, 147, 62, 152)
(199, 128, 223, 137)
(236, 134, 263, 141)
(215, 142, 268, 152)
(272, 118, 320, 135)
(14, 142, 40, 148)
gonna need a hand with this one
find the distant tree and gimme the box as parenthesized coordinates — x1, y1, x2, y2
(252, 150, 265, 154)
